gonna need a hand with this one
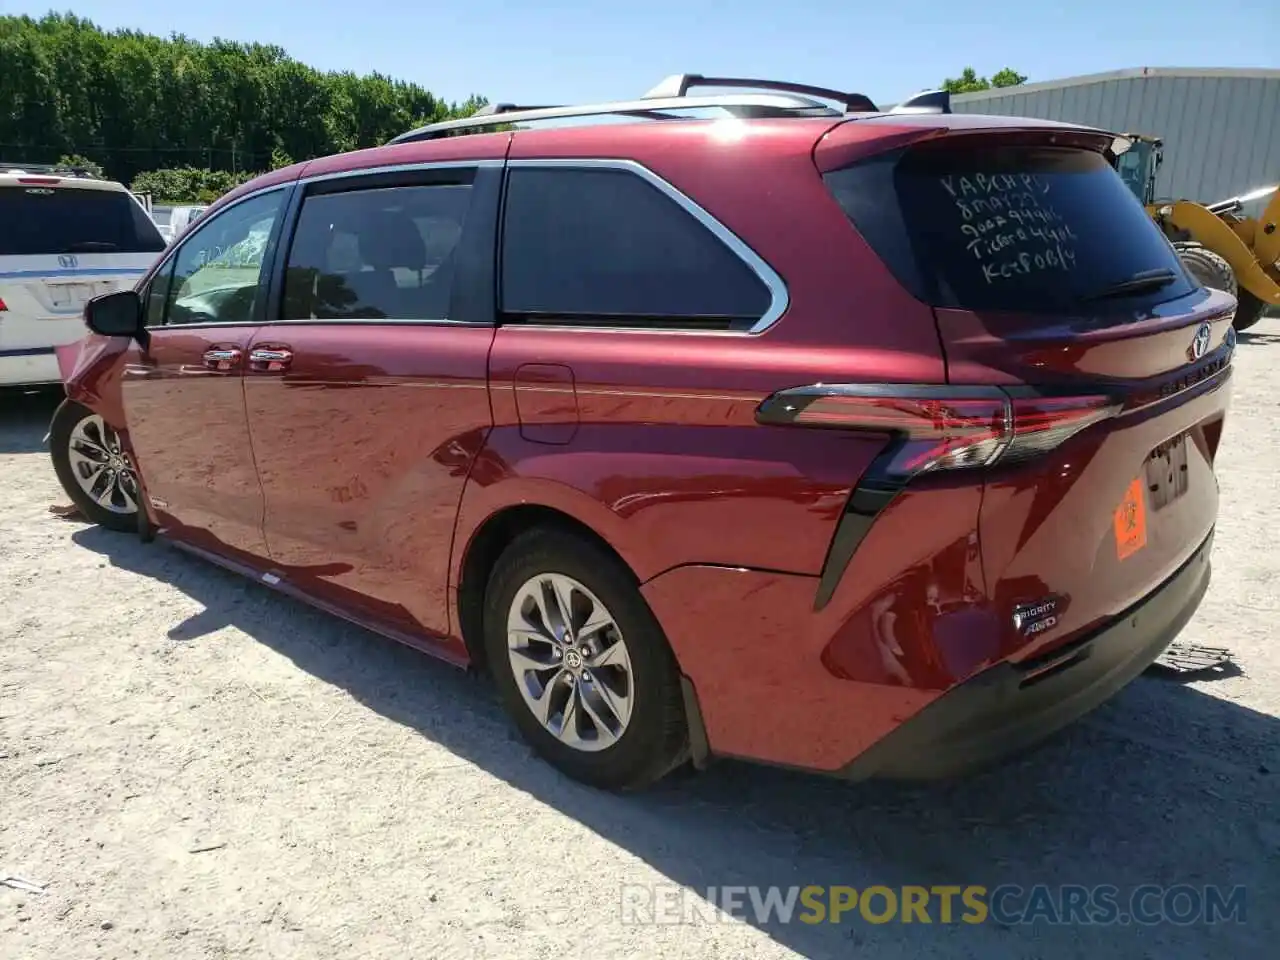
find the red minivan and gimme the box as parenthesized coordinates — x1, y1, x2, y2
(50, 77, 1235, 790)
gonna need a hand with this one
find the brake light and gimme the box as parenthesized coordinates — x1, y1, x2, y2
(16, 176, 61, 185)
(756, 384, 1119, 479)
(0, 297, 6, 312)
(1001, 394, 1118, 463)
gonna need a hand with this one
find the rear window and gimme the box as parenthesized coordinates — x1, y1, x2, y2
(824, 144, 1195, 314)
(0, 185, 167, 256)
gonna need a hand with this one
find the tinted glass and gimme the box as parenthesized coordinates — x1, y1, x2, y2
(501, 167, 771, 326)
(825, 145, 1195, 314)
(0, 185, 166, 256)
(160, 189, 284, 326)
(282, 184, 472, 321)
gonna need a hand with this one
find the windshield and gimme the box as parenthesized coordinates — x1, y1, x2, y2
(0, 185, 167, 256)
(1114, 142, 1155, 204)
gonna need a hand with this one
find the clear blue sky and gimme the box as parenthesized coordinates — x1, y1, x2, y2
(3, 0, 1277, 107)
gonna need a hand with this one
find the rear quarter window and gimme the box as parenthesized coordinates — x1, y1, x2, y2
(824, 144, 1195, 314)
(500, 166, 772, 329)
(0, 185, 166, 256)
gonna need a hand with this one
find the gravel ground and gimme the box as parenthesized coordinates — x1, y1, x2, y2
(3, 321, 1279, 960)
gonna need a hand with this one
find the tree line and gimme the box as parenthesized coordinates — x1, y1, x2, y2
(0, 13, 1026, 201)
(0, 12, 484, 190)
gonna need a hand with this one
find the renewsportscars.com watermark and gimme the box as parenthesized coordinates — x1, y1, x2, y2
(620, 884, 1247, 927)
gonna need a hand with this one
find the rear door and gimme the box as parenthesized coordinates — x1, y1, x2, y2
(122, 186, 290, 561)
(0, 180, 165, 383)
(820, 127, 1235, 657)
(243, 162, 502, 648)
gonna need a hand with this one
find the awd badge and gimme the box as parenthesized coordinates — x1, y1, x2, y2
(1012, 596, 1062, 638)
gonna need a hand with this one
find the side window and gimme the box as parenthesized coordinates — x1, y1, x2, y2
(157, 189, 285, 327)
(500, 167, 772, 328)
(281, 182, 472, 322)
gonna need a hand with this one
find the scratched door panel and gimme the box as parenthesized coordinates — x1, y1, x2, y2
(122, 326, 267, 561)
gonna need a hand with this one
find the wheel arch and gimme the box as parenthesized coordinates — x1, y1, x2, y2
(454, 502, 639, 675)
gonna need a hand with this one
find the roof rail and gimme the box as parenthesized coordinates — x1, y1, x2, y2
(888, 89, 952, 115)
(643, 74, 879, 113)
(390, 93, 843, 143)
(0, 160, 100, 178)
(471, 102, 562, 117)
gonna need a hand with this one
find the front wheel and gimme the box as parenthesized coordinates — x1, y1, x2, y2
(49, 400, 141, 532)
(1231, 288, 1268, 332)
(483, 528, 690, 790)
(1174, 242, 1237, 299)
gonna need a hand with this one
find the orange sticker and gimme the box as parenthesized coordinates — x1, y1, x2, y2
(1114, 478, 1148, 560)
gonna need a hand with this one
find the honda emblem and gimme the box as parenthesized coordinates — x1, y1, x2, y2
(58, 254, 78, 269)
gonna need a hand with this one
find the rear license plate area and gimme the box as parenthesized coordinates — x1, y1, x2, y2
(47, 282, 93, 309)
(1145, 432, 1189, 511)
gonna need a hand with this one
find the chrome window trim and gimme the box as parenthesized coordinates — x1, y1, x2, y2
(148, 318, 489, 331)
(148, 158, 790, 335)
(299, 158, 502, 186)
(504, 157, 789, 336)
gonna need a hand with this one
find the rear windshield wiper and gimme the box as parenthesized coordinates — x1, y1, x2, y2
(1084, 268, 1179, 301)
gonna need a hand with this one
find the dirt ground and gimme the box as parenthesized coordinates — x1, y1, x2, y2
(3, 322, 1278, 960)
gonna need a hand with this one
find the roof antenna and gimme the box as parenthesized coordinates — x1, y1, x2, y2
(890, 89, 952, 114)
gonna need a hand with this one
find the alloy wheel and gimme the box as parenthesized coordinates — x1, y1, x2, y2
(67, 414, 139, 515)
(506, 572, 634, 752)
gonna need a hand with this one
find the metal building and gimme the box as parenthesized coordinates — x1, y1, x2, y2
(951, 67, 1280, 212)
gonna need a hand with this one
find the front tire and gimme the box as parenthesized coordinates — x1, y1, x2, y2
(483, 528, 689, 790)
(49, 400, 140, 532)
(1231, 288, 1267, 332)
(1174, 242, 1237, 299)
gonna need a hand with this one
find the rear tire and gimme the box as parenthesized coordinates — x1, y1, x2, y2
(49, 400, 140, 532)
(1231, 288, 1267, 332)
(1174, 242, 1236, 299)
(483, 528, 689, 791)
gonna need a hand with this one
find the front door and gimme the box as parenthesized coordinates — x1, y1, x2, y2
(122, 187, 289, 561)
(244, 163, 502, 646)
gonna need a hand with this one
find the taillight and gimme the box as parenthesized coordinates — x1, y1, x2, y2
(16, 176, 61, 185)
(756, 384, 1119, 479)
(1000, 394, 1118, 463)
(0, 297, 7, 312)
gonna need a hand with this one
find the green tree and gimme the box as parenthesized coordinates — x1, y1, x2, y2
(941, 67, 1027, 94)
(130, 167, 255, 203)
(56, 154, 105, 178)
(991, 68, 1028, 88)
(0, 12, 486, 183)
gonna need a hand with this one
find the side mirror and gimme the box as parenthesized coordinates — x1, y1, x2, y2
(85, 290, 145, 343)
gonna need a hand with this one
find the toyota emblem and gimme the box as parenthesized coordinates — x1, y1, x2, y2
(1189, 322, 1211, 361)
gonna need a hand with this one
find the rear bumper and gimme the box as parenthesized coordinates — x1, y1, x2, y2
(839, 528, 1214, 781)
(0, 348, 60, 386)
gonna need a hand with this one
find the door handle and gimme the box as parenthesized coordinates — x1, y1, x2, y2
(202, 347, 243, 370)
(248, 346, 293, 372)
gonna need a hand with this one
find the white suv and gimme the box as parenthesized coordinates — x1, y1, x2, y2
(0, 165, 166, 387)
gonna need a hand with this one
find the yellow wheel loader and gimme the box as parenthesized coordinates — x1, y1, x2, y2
(1112, 133, 1279, 331)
